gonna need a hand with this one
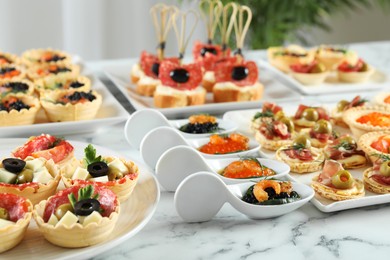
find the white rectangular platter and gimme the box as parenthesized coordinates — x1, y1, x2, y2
(223, 102, 390, 213)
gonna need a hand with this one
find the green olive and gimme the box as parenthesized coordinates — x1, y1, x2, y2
(339, 135, 356, 146)
(302, 108, 319, 121)
(313, 119, 332, 134)
(0, 207, 9, 220)
(310, 63, 326, 73)
(279, 116, 295, 133)
(379, 161, 390, 177)
(336, 100, 349, 112)
(16, 169, 33, 184)
(274, 111, 285, 120)
(54, 203, 74, 220)
(293, 135, 311, 148)
(360, 62, 368, 72)
(331, 170, 354, 189)
(108, 169, 124, 181)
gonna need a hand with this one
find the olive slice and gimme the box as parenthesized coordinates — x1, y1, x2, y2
(200, 47, 217, 56)
(87, 161, 109, 178)
(231, 66, 248, 81)
(151, 62, 160, 76)
(2, 158, 26, 174)
(379, 161, 390, 177)
(331, 170, 354, 189)
(74, 198, 100, 216)
(170, 69, 190, 83)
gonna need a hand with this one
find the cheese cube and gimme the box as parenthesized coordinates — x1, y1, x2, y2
(72, 167, 90, 180)
(108, 158, 127, 173)
(56, 211, 78, 227)
(32, 167, 53, 184)
(25, 158, 45, 171)
(0, 168, 17, 184)
(0, 218, 14, 228)
(82, 211, 103, 226)
(93, 175, 109, 182)
(47, 214, 59, 226)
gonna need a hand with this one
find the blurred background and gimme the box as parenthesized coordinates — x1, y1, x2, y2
(0, 0, 389, 60)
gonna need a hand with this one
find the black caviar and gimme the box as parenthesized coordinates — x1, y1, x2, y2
(242, 185, 300, 205)
(179, 122, 220, 134)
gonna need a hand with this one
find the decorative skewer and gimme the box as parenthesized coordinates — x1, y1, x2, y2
(220, 2, 238, 56)
(199, 0, 223, 44)
(233, 4, 252, 61)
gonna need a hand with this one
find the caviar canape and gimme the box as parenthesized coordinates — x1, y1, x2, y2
(0, 51, 20, 66)
(34, 75, 91, 95)
(62, 144, 138, 202)
(0, 65, 26, 81)
(325, 134, 366, 169)
(242, 179, 300, 205)
(27, 62, 80, 81)
(0, 157, 60, 205)
(213, 5, 264, 103)
(0, 94, 40, 126)
(198, 133, 249, 155)
(275, 135, 325, 174)
(251, 102, 283, 131)
(293, 104, 330, 130)
(179, 114, 221, 134)
(331, 95, 367, 128)
(0, 79, 35, 97)
(290, 60, 328, 85)
(313, 45, 349, 70)
(255, 116, 295, 151)
(0, 193, 33, 253)
(12, 134, 76, 170)
(33, 184, 120, 248)
(358, 131, 390, 164)
(40, 89, 102, 122)
(337, 56, 373, 83)
(219, 157, 276, 179)
(300, 119, 335, 148)
(363, 155, 390, 194)
(311, 160, 364, 201)
(267, 45, 314, 73)
(21, 48, 72, 67)
(343, 106, 390, 138)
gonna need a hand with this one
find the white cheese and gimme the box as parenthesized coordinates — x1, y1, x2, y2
(203, 71, 215, 82)
(32, 167, 53, 184)
(138, 75, 160, 85)
(93, 175, 109, 182)
(56, 211, 78, 227)
(108, 158, 128, 173)
(0, 218, 14, 228)
(0, 168, 17, 184)
(81, 211, 103, 226)
(47, 214, 59, 226)
(72, 167, 90, 180)
(25, 158, 45, 171)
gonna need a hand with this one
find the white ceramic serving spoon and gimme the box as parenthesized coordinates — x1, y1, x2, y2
(124, 109, 238, 150)
(174, 171, 314, 222)
(140, 126, 260, 169)
(156, 145, 290, 191)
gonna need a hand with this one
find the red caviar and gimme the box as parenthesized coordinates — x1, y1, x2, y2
(221, 159, 275, 179)
(199, 133, 249, 154)
(356, 112, 390, 127)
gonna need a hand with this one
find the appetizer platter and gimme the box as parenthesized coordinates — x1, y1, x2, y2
(223, 97, 390, 212)
(0, 138, 159, 259)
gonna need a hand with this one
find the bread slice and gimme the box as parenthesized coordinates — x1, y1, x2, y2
(201, 71, 216, 92)
(213, 82, 263, 103)
(154, 85, 206, 108)
(136, 75, 160, 97)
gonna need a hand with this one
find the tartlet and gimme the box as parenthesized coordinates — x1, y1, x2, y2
(290, 61, 328, 85)
(343, 106, 390, 138)
(0, 64, 26, 81)
(331, 96, 367, 128)
(0, 193, 33, 253)
(358, 131, 390, 164)
(337, 58, 374, 83)
(27, 63, 80, 81)
(363, 160, 390, 194)
(267, 45, 314, 73)
(314, 45, 349, 70)
(33, 184, 120, 248)
(0, 79, 35, 96)
(325, 135, 366, 169)
(34, 75, 91, 94)
(21, 48, 72, 67)
(0, 93, 40, 127)
(40, 90, 102, 122)
(0, 51, 21, 65)
(251, 102, 283, 132)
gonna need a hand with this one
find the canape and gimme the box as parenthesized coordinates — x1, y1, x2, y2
(0, 51, 21, 66)
(0, 93, 40, 126)
(358, 131, 390, 164)
(27, 63, 80, 81)
(267, 45, 314, 73)
(290, 60, 328, 85)
(251, 102, 283, 132)
(337, 58, 374, 83)
(0, 79, 35, 96)
(34, 75, 91, 94)
(300, 119, 334, 148)
(21, 48, 72, 67)
(363, 159, 390, 194)
(314, 45, 349, 70)
(0, 65, 26, 81)
(255, 117, 295, 151)
(331, 95, 367, 128)
(293, 104, 330, 130)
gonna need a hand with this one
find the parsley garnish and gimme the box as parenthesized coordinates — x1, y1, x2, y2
(83, 144, 106, 166)
(253, 111, 274, 120)
(68, 185, 99, 209)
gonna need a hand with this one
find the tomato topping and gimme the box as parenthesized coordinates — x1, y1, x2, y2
(0, 193, 30, 222)
(338, 59, 365, 72)
(13, 134, 74, 163)
(290, 61, 321, 73)
(215, 58, 258, 86)
(370, 135, 390, 153)
(384, 95, 390, 104)
(356, 112, 390, 127)
(260, 121, 291, 140)
(159, 60, 202, 90)
(221, 159, 275, 179)
(199, 133, 249, 154)
(262, 102, 282, 114)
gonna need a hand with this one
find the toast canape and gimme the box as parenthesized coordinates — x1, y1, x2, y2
(325, 134, 366, 169)
(21, 48, 72, 67)
(0, 79, 35, 97)
(358, 131, 390, 165)
(242, 179, 300, 205)
(300, 119, 334, 149)
(313, 45, 349, 70)
(198, 133, 250, 155)
(0, 51, 20, 66)
(331, 95, 367, 128)
(0, 193, 33, 253)
(363, 157, 390, 194)
(0, 64, 26, 81)
(267, 45, 314, 73)
(0, 157, 60, 205)
(61, 144, 139, 202)
(289, 60, 328, 85)
(275, 135, 325, 174)
(343, 106, 390, 138)
(337, 57, 374, 83)
(311, 160, 364, 201)
(33, 184, 120, 248)
(293, 104, 330, 130)
(0, 93, 40, 126)
(251, 102, 283, 132)
(27, 62, 80, 81)
(219, 157, 276, 179)
(255, 116, 295, 151)
(34, 75, 91, 95)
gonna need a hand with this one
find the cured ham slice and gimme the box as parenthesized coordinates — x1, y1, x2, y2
(317, 160, 344, 185)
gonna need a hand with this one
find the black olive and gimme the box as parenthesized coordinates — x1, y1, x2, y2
(231, 66, 248, 81)
(87, 161, 108, 177)
(2, 158, 26, 174)
(151, 62, 160, 76)
(74, 198, 100, 216)
(70, 81, 84, 89)
(170, 69, 190, 83)
(200, 47, 217, 57)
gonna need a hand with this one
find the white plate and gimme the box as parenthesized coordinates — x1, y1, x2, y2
(0, 139, 160, 260)
(102, 59, 302, 118)
(223, 105, 390, 213)
(0, 74, 129, 137)
(259, 59, 389, 95)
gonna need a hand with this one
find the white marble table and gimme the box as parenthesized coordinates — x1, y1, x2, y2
(69, 41, 390, 260)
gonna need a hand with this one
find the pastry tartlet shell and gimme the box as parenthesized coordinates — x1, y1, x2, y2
(34, 75, 91, 94)
(21, 48, 72, 68)
(363, 167, 390, 194)
(358, 131, 390, 164)
(0, 94, 40, 127)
